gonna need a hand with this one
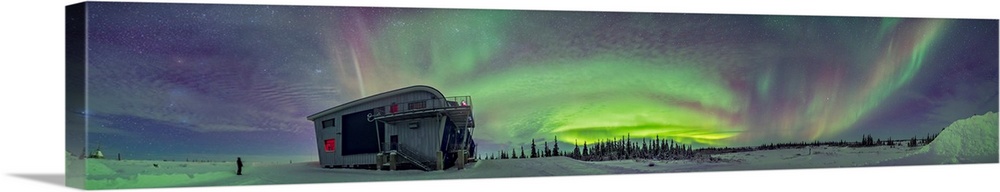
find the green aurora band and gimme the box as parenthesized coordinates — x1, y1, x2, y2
(322, 10, 969, 148)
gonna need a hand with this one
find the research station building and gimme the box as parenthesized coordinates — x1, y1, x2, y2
(307, 85, 476, 171)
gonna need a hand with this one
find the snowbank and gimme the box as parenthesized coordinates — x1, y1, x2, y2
(923, 112, 999, 163)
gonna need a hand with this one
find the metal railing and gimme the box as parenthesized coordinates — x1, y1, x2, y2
(369, 96, 472, 118)
(397, 144, 433, 162)
(391, 143, 434, 171)
(381, 143, 433, 162)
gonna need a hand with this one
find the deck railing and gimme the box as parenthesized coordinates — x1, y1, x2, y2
(369, 96, 472, 118)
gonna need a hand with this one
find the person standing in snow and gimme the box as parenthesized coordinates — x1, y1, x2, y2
(236, 157, 243, 175)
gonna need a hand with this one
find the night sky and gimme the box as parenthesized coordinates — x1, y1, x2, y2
(77, 2, 998, 161)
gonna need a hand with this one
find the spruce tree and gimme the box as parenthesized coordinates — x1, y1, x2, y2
(531, 139, 538, 158)
(572, 141, 581, 158)
(520, 146, 526, 159)
(544, 141, 551, 157)
(583, 141, 589, 157)
(594, 139, 601, 157)
(642, 138, 648, 157)
(626, 134, 632, 157)
(660, 138, 667, 154)
(655, 135, 660, 154)
(553, 136, 560, 156)
(619, 138, 623, 157)
(669, 140, 675, 153)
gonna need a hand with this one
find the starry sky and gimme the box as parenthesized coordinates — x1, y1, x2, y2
(75, 2, 998, 161)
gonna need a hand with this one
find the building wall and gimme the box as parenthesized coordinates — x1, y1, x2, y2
(384, 117, 446, 162)
(313, 91, 441, 167)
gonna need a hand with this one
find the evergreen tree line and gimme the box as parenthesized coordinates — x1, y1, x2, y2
(698, 133, 941, 155)
(477, 133, 940, 161)
(482, 134, 697, 161)
(566, 134, 698, 161)
(486, 136, 563, 160)
(856, 133, 938, 147)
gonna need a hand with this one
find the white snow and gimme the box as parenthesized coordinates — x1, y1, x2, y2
(707, 145, 920, 170)
(922, 111, 998, 163)
(79, 157, 620, 189)
(72, 112, 998, 189)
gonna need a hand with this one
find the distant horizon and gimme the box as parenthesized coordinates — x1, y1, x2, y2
(73, 107, 993, 162)
(73, 110, 986, 162)
(79, 110, 984, 161)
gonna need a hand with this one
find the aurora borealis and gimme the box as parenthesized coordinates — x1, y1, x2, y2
(78, 2, 997, 161)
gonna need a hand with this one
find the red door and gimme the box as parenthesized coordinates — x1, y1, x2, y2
(324, 139, 336, 152)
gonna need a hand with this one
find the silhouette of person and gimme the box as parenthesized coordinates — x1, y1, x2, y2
(236, 157, 243, 175)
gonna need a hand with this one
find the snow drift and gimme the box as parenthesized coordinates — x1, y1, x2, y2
(923, 111, 999, 163)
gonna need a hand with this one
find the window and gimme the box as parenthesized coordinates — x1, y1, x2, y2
(322, 119, 335, 128)
(408, 101, 426, 110)
(324, 139, 336, 152)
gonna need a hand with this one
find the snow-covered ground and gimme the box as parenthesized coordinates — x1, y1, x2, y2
(78, 156, 623, 189)
(72, 112, 998, 189)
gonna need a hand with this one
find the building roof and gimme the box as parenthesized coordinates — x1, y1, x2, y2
(306, 85, 446, 121)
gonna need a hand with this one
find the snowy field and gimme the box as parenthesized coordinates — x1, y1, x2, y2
(70, 112, 998, 190)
